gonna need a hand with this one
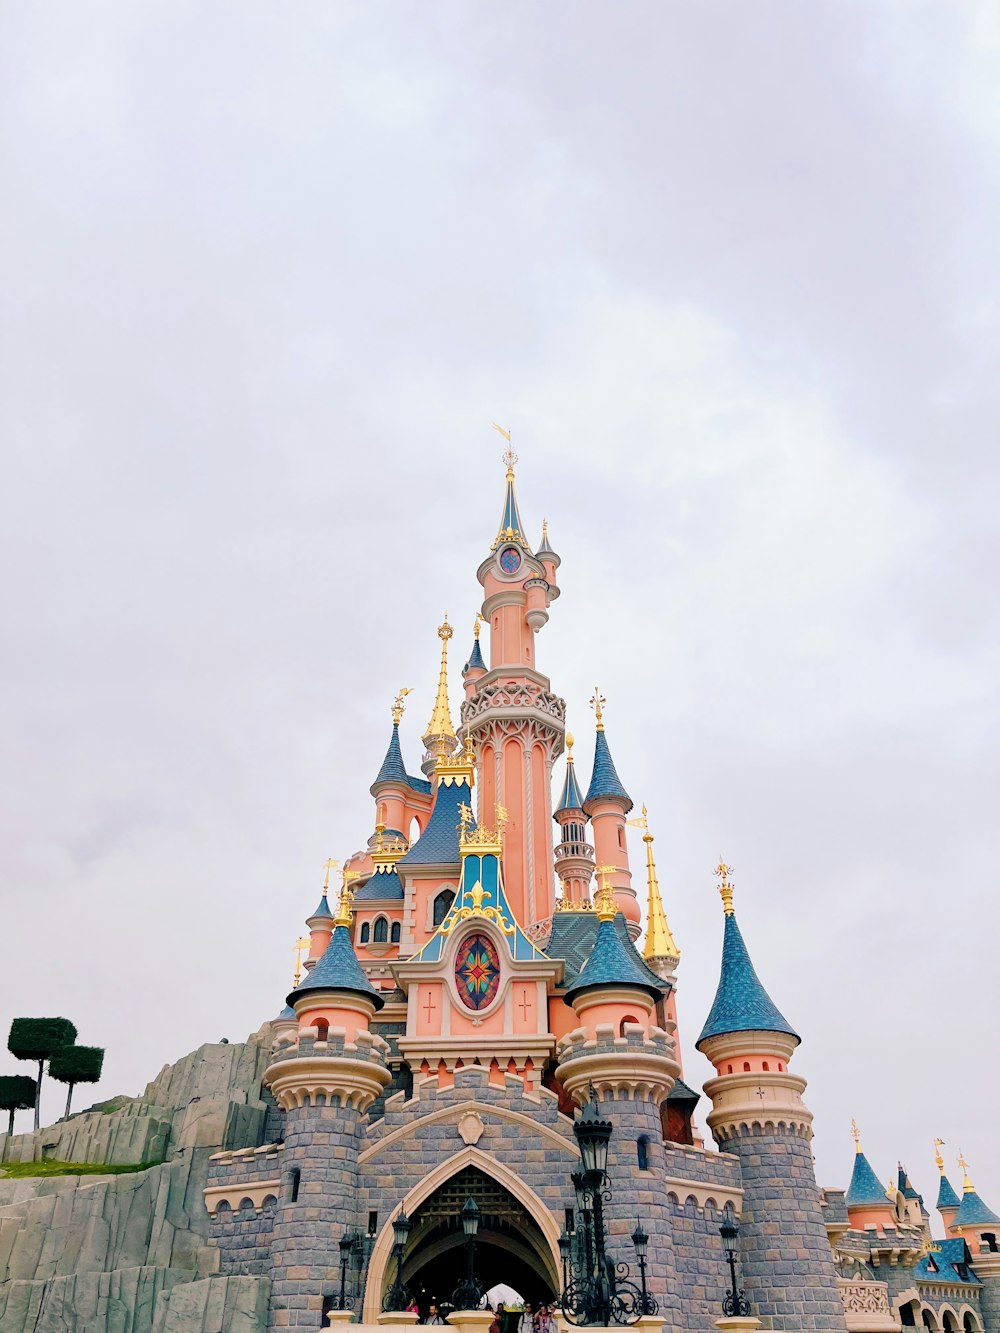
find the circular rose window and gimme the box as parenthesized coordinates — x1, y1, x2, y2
(455, 932, 501, 1010)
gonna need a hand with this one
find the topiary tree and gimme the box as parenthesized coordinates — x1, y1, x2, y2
(8, 1018, 78, 1129)
(0, 1074, 37, 1136)
(48, 1045, 105, 1120)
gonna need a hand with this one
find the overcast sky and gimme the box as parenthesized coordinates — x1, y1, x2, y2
(1, 2, 998, 1207)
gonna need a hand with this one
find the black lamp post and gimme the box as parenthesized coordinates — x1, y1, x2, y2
(571, 1170, 594, 1279)
(382, 1211, 413, 1312)
(338, 1232, 354, 1310)
(630, 1224, 656, 1316)
(452, 1196, 484, 1310)
(719, 1203, 751, 1318)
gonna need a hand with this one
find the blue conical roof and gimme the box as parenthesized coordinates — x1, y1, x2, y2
(371, 723, 409, 794)
(307, 892, 333, 922)
(953, 1188, 1000, 1229)
(494, 468, 530, 551)
(584, 729, 632, 812)
(696, 912, 799, 1046)
(537, 522, 557, 557)
(397, 778, 471, 868)
(937, 1173, 962, 1211)
(276, 1004, 296, 1021)
(464, 637, 486, 673)
(846, 1150, 892, 1208)
(564, 916, 663, 1006)
(555, 756, 585, 814)
(288, 924, 384, 1010)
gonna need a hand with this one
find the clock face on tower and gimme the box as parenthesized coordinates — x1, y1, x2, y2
(498, 545, 522, 575)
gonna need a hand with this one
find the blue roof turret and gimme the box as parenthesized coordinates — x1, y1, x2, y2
(371, 722, 409, 794)
(353, 865, 404, 902)
(846, 1138, 893, 1209)
(307, 892, 333, 924)
(287, 923, 383, 1011)
(563, 915, 664, 1007)
(536, 519, 560, 566)
(555, 734, 585, 815)
(397, 774, 472, 869)
(696, 866, 799, 1047)
(276, 1004, 296, 1021)
(583, 723, 633, 813)
(464, 628, 486, 674)
(937, 1173, 962, 1212)
(953, 1160, 1000, 1229)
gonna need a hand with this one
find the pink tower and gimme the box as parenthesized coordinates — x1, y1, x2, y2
(461, 450, 565, 928)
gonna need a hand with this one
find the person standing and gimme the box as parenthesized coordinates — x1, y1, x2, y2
(516, 1301, 534, 1333)
(424, 1304, 446, 1325)
(535, 1304, 555, 1333)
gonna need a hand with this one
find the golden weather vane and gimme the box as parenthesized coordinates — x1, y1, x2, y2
(391, 687, 413, 725)
(323, 858, 339, 893)
(934, 1139, 946, 1173)
(715, 857, 735, 915)
(473, 613, 484, 640)
(851, 1119, 861, 1151)
(492, 423, 516, 474)
(595, 865, 617, 920)
(589, 687, 606, 730)
(293, 936, 310, 987)
(626, 803, 649, 831)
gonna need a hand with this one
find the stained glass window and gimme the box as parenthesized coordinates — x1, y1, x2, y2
(455, 932, 501, 1010)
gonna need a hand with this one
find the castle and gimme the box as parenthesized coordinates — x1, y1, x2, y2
(1, 449, 997, 1333)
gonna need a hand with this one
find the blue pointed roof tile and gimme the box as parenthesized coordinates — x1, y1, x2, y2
(555, 756, 585, 814)
(564, 915, 664, 1006)
(584, 729, 632, 812)
(288, 924, 383, 1010)
(937, 1174, 962, 1212)
(277, 1004, 296, 1021)
(953, 1188, 1000, 1229)
(307, 892, 333, 922)
(396, 779, 472, 868)
(696, 912, 799, 1046)
(353, 866, 405, 902)
(914, 1239, 978, 1285)
(846, 1150, 893, 1209)
(371, 723, 409, 794)
(464, 637, 486, 673)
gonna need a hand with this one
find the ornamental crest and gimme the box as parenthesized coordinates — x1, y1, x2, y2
(455, 932, 502, 1011)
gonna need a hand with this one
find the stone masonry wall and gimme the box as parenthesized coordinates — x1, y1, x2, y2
(661, 1143, 744, 1333)
(207, 1144, 284, 1277)
(717, 1127, 848, 1332)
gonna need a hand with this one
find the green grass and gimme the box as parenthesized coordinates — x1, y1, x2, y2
(0, 1159, 155, 1178)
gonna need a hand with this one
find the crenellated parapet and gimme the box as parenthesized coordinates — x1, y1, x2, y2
(205, 1142, 284, 1216)
(263, 1030, 391, 1112)
(699, 1029, 813, 1142)
(556, 1021, 679, 1105)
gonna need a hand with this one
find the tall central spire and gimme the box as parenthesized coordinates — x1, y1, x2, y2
(421, 617, 457, 773)
(490, 435, 530, 552)
(636, 808, 679, 964)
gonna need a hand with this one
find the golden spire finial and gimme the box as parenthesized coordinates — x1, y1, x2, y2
(323, 858, 339, 893)
(595, 865, 617, 921)
(715, 858, 735, 915)
(590, 687, 606, 731)
(492, 423, 516, 477)
(934, 1139, 946, 1174)
(958, 1152, 974, 1193)
(566, 731, 575, 758)
(473, 613, 484, 641)
(391, 687, 412, 726)
(852, 1119, 862, 1154)
(423, 616, 456, 748)
(629, 806, 679, 962)
(293, 936, 310, 987)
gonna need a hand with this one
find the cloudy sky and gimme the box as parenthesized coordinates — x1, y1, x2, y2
(1, 2, 998, 1204)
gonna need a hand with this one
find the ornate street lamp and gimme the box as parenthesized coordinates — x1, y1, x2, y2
(452, 1196, 484, 1310)
(573, 1098, 613, 1177)
(338, 1232, 354, 1310)
(559, 1229, 572, 1291)
(630, 1224, 657, 1317)
(382, 1210, 413, 1312)
(719, 1203, 751, 1318)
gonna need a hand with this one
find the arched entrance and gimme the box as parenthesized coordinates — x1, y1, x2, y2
(367, 1160, 561, 1320)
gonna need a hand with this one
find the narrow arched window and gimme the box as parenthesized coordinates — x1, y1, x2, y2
(762, 1061, 770, 1071)
(619, 1015, 639, 1036)
(313, 1019, 328, 1042)
(390, 921, 401, 944)
(433, 888, 455, 926)
(743, 1062, 751, 1072)
(360, 922, 370, 944)
(637, 1135, 650, 1170)
(287, 1167, 301, 1203)
(373, 916, 388, 943)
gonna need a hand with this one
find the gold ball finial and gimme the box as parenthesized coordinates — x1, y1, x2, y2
(566, 731, 575, 754)
(715, 858, 735, 915)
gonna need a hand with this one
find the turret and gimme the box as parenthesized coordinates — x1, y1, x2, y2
(461, 615, 487, 698)
(552, 733, 595, 908)
(263, 888, 391, 1330)
(303, 863, 336, 971)
(535, 519, 560, 593)
(935, 1138, 963, 1232)
(582, 691, 639, 938)
(421, 618, 458, 774)
(696, 861, 847, 1332)
(845, 1121, 896, 1231)
(949, 1155, 1000, 1248)
(371, 690, 414, 833)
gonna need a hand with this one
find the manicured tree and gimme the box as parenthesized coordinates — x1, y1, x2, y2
(0, 1075, 37, 1136)
(7, 1018, 78, 1129)
(48, 1045, 105, 1120)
